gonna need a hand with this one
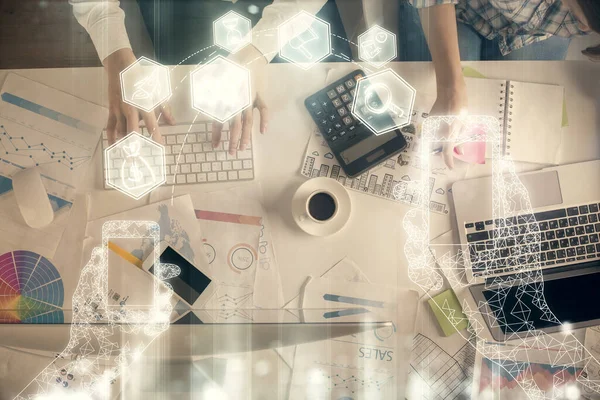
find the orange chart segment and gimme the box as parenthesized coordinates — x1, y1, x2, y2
(0, 276, 19, 297)
(0, 295, 21, 323)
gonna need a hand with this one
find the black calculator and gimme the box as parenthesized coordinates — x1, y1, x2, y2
(304, 69, 408, 178)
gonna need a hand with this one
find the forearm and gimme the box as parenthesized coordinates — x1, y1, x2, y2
(70, 0, 131, 63)
(418, 4, 463, 92)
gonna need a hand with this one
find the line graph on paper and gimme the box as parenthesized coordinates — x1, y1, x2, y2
(0, 125, 91, 171)
(0, 120, 90, 203)
(203, 284, 254, 322)
(314, 362, 395, 395)
(409, 334, 476, 400)
(0, 74, 105, 203)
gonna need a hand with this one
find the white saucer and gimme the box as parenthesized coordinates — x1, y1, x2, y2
(292, 177, 351, 237)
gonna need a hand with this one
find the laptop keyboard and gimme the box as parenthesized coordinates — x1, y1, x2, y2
(102, 122, 254, 186)
(465, 202, 600, 277)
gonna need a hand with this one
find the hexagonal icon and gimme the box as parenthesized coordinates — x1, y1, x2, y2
(104, 132, 166, 200)
(213, 11, 252, 54)
(190, 55, 251, 123)
(278, 11, 331, 70)
(351, 69, 416, 135)
(120, 57, 172, 113)
(358, 25, 397, 68)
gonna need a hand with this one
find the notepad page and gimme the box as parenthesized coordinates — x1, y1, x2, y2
(505, 81, 564, 165)
(464, 78, 505, 157)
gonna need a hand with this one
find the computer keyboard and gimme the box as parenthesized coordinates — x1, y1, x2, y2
(465, 202, 600, 277)
(102, 122, 254, 186)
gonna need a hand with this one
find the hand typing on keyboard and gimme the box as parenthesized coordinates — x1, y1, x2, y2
(211, 46, 270, 156)
(104, 49, 176, 146)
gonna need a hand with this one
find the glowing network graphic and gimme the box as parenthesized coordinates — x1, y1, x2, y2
(104, 132, 166, 200)
(277, 11, 331, 70)
(120, 57, 172, 113)
(351, 69, 415, 135)
(213, 11, 252, 54)
(16, 220, 180, 399)
(190, 55, 252, 123)
(358, 25, 397, 68)
(401, 115, 600, 399)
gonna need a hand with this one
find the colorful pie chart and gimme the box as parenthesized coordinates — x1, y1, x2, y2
(0, 250, 64, 324)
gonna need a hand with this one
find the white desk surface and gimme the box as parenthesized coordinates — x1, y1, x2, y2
(1, 61, 599, 305)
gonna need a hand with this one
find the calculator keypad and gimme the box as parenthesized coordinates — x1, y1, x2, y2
(306, 72, 368, 150)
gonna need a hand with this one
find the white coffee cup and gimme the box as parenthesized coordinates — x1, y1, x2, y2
(292, 177, 351, 237)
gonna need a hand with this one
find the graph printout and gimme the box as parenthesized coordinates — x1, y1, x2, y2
(0, 74, 106, 257)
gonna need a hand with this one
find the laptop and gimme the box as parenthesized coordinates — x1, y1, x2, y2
(453, 159, 600, 341)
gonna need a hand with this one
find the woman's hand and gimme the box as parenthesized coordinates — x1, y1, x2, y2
(430, 80, 468, 169)
(211, 45, 270, 156)
(104, 48, 175, 145)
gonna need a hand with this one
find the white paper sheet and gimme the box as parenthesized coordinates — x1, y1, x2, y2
(191, 190, 262, 298)
(290, 278, 418, 399)
(280, 257, 371, 369)
(0, 74, 106, 259)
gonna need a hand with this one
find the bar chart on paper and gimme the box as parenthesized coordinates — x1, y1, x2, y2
(0, 250, 65, 324)
(0, 73, 106, 202)
(0, 73, 106, 257)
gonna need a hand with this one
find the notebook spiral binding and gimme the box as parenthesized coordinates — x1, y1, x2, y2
(498, 82, 513, 155)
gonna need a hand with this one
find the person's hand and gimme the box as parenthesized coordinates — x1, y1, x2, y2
(430, 80, 468, 169)
(212, 92, 269, 156)
(211, 46, 269, 156)
(104, 48, 175, 145)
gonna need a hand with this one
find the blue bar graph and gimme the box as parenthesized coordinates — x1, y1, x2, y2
(1, 92, 97, 135)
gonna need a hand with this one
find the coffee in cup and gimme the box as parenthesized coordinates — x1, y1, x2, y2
(305, 190, 338, 222)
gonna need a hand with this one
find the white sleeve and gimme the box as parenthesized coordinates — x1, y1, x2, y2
(70, 0, 131, 63)
(252, 0, 328, 62)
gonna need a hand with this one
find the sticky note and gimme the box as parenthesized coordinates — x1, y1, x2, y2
(428, 289, 469, 336)
(562, 98, 569, 127)
(462, 66, 487, 79)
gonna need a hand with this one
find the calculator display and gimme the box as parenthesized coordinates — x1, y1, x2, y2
(340, 130, 397, 164)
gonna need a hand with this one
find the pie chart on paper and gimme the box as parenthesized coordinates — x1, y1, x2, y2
(0, 250, 64, 324)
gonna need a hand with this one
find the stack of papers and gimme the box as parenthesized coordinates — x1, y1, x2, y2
(0, 74, 106, 258)
(287, 257, 419, 400)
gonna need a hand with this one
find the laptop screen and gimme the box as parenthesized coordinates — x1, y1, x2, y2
(482, 265, 600, 333)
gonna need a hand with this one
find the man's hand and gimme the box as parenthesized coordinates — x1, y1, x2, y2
(430, 81, 468, 169)
(211, 46, 270, 156)
(104, 49, 175, 145)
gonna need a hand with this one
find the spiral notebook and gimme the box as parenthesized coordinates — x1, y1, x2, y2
(465, 77, 564, 165)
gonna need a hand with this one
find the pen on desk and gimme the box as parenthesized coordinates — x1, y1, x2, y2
(108, 241, 143, 269)
(323, 294, 385, 308)
(323, 308, 370, 319)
